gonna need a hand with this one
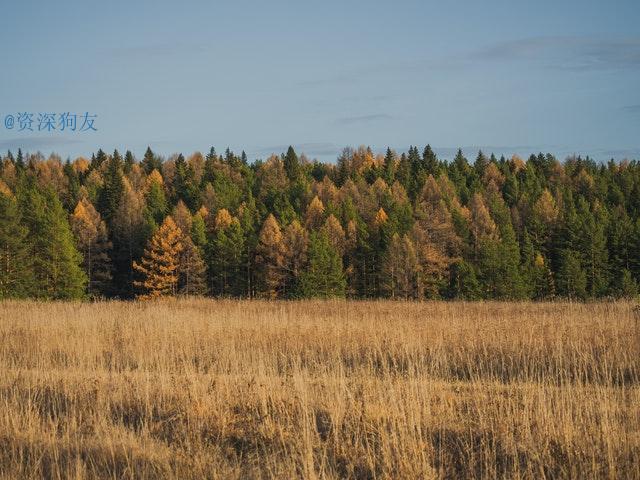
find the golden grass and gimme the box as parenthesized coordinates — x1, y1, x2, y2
(0, 300, 638, 479)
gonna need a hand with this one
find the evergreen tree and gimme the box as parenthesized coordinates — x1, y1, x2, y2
(556, 249, 587, 299)
(447, 260, 481, 300)
(283, 146, 301, 181)
(141, 146, 162, 174)
(0, 191, 34, 298)
(97, 150, 125, 225)
(382, 148, 395, 185)
(208, 209, 245, 296)
(17, 181, 86, 299)
(172, 154, 199, 210)
(298, 232, 346, 298)
(123, 150, 135, 173)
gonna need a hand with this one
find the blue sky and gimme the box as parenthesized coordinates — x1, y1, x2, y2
(1, 0, 639, 163)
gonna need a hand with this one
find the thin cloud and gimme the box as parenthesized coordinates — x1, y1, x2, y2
(622, 104, 640, 114)
(254, 142, 340, 158)
(107, 42, 209, 59)
(335, 114, 392, 125)
(0, 136, 83, 151)
(472, 36, 640, 71)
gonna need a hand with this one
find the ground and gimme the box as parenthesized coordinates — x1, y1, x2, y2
(0, 300, 638, 479)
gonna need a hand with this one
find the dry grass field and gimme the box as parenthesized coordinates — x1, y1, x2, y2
(0, 300, 638, 479)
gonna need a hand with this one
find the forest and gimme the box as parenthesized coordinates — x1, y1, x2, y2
(1, 144, 639, 301)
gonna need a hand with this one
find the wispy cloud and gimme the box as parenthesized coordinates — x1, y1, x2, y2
(622, 104, 640, 114)
(335, 114, 392, 125)
(107, 42, 209, 59)
(0, 136, 83, 151)
(253, 142, 340, 158)
(471, 36, 640, 71)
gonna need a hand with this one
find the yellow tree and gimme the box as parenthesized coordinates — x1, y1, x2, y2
(133, 216, 183, 299)
(172, 202, 207, 295)
(69, 197, 112, 296)
(282, 219, 309, 295)
(321, 214, 346, 255)
(305, 196, 325, 231)
(255, 214, 286, 298)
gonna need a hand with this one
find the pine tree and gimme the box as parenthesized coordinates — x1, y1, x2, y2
(133, 216, 183, 299)
(447, 260, 481, 300)
(141, 147, 162, 174)
(17, 181, 86, 299)
(70, 197, 112, 297)
(97, 150, 125, 225)
(283, 146, 300, 181)
(298, 232, 346, 298)
(612, 269, 638, 299)
(575, 199, 609, 297)
(422, 144, 438, 176)
(172, 154, 199, 210)
(123, 150, 135, 173)
(382, 148, 395, 185)
(556, 249, 587, 299)
(0, 191, 34, 298)
(208, 209, 245, 296)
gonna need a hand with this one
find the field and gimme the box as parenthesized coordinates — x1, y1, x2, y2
(0, 300, 638, 479)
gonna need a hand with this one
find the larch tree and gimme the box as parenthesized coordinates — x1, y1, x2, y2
(305, 196, 325, 231)
(169, 201, 207, 296)
(282, 219, 309, 297)
(255, 214, 287, 298)
(178, 235, 207, 296)
(70, 197, 112, 297)
(321, 214, 346, 256)
(112, 177, 148, 298)
(382, 233, 420, 299)
(144, 169, 167, 227)
(133, 216, 184, 299)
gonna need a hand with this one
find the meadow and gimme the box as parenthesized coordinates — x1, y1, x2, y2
(0, 300, 638, 479)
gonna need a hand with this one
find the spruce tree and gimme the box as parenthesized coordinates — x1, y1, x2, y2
(97, 150, 125, 225)
(17, 181, 86, 299)
(298, 232, 346, 298)
(556, 249, 587, 299)
(283, 146, 300, 181)
(0, 191, 34, 298)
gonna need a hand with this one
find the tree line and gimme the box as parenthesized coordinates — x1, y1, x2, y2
(1, 145, 639, 300)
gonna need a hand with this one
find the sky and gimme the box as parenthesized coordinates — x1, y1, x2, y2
(0, 0, 639, 163)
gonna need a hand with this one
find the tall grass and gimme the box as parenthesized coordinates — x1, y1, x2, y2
(0, 300, 638, 479)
